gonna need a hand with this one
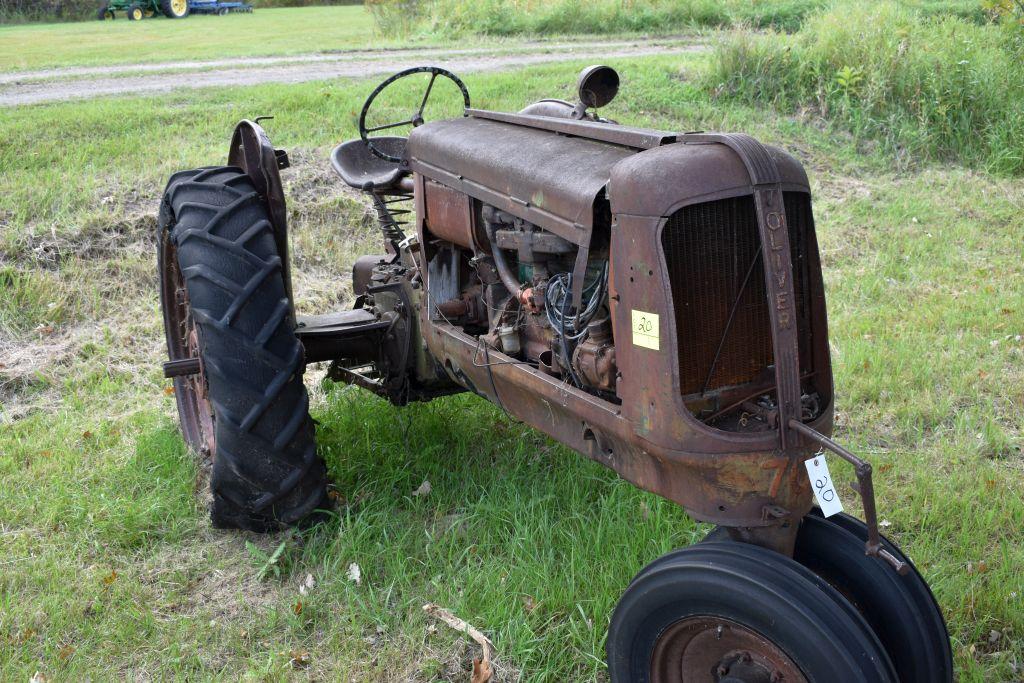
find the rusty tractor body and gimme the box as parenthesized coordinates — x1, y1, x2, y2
(159, 66, 951, 681)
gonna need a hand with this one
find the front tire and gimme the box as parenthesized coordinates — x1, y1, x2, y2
(127, 4, 143, 20)
(797, 513, 953, 682)
(607, 542, 896, 682)
(159, 166, 327, 532)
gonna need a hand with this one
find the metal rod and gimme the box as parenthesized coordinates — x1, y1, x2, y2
(701, 250, 761, 396)
(163, 357, 201, 378)
(788, 419, 909, 575)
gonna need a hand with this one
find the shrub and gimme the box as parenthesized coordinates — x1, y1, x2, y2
(365, 0, 427, 36)
(706, 2, 1024, 174)
(0, 0, 98, 22)
(367, 0, 990, 37)
(414, 0, 730, 36)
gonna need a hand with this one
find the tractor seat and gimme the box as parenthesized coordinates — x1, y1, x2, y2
(330, 137, 409, 192)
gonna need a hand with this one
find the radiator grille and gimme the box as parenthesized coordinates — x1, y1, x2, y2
(661, 192, 813, 396)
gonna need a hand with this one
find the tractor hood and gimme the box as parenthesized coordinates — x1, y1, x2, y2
(407, 110, 808, 246)
(407, 113, 645, 246)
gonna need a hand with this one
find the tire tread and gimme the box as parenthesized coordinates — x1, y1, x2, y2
(161, 166, 326, 531)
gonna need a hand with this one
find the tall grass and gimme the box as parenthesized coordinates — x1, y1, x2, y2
(707, 2, 1024, 174)
(367, 0, 989, 37)
(416, 0, 729, 36)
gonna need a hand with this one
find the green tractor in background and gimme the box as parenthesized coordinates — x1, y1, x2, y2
(98, 0, 188, 20)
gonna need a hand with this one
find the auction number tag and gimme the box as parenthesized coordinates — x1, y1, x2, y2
(631, 310, 659, 350)
(804, 453, 843, 517)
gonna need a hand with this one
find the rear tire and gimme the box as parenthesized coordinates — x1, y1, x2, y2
(160, 0, 189, 18)
(159, 166, 327, 532)
(97, 3, 113, 19)
(607, 542, 896, 682)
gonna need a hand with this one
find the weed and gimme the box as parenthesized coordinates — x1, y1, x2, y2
(368, 0, 988, 37)
(707, 2, 1024, 174)
(247, 539, 291, 581)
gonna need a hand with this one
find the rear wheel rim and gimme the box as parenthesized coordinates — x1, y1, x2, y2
(160, 231, 216, 460)
(651, 616, 806, 683)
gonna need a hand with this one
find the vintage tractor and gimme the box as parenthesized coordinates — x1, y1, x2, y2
(157, 65, 952, 681)
(98, 0, 188, 20)
(98, 0, 250, 20)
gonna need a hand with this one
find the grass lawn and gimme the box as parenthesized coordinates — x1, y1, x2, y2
(0, 6, 395, 72)
(1, 44, 1023, 683)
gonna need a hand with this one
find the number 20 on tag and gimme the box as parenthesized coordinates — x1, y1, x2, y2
(804, 454, 843, 517)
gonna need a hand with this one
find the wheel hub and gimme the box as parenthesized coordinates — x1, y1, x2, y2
(650, 617, 804, 683)
(717, 651, 774, 683)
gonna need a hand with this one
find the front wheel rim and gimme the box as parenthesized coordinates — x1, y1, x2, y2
(650, 616, 806, 683)
(171, 0, 187, 14)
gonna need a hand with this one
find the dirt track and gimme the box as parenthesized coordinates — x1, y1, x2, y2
(0, 40, 705, 106)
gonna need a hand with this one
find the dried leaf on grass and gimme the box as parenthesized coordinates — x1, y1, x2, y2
(289, 649, 311, 669)
(423, 603, 494, 682)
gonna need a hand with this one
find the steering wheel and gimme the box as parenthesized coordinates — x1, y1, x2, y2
(358, 66, 471, 163)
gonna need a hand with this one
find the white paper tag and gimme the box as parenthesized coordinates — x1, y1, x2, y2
(631, 310, 660, 350)
(804, 453, 843, 517)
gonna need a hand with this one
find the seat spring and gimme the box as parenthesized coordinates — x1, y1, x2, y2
(371, 191, 413, 243)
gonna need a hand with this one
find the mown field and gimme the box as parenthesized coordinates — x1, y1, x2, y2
(0, 6, 389, 70)
(0, 0, 360, 24)
(1, 2, 1023, 681)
